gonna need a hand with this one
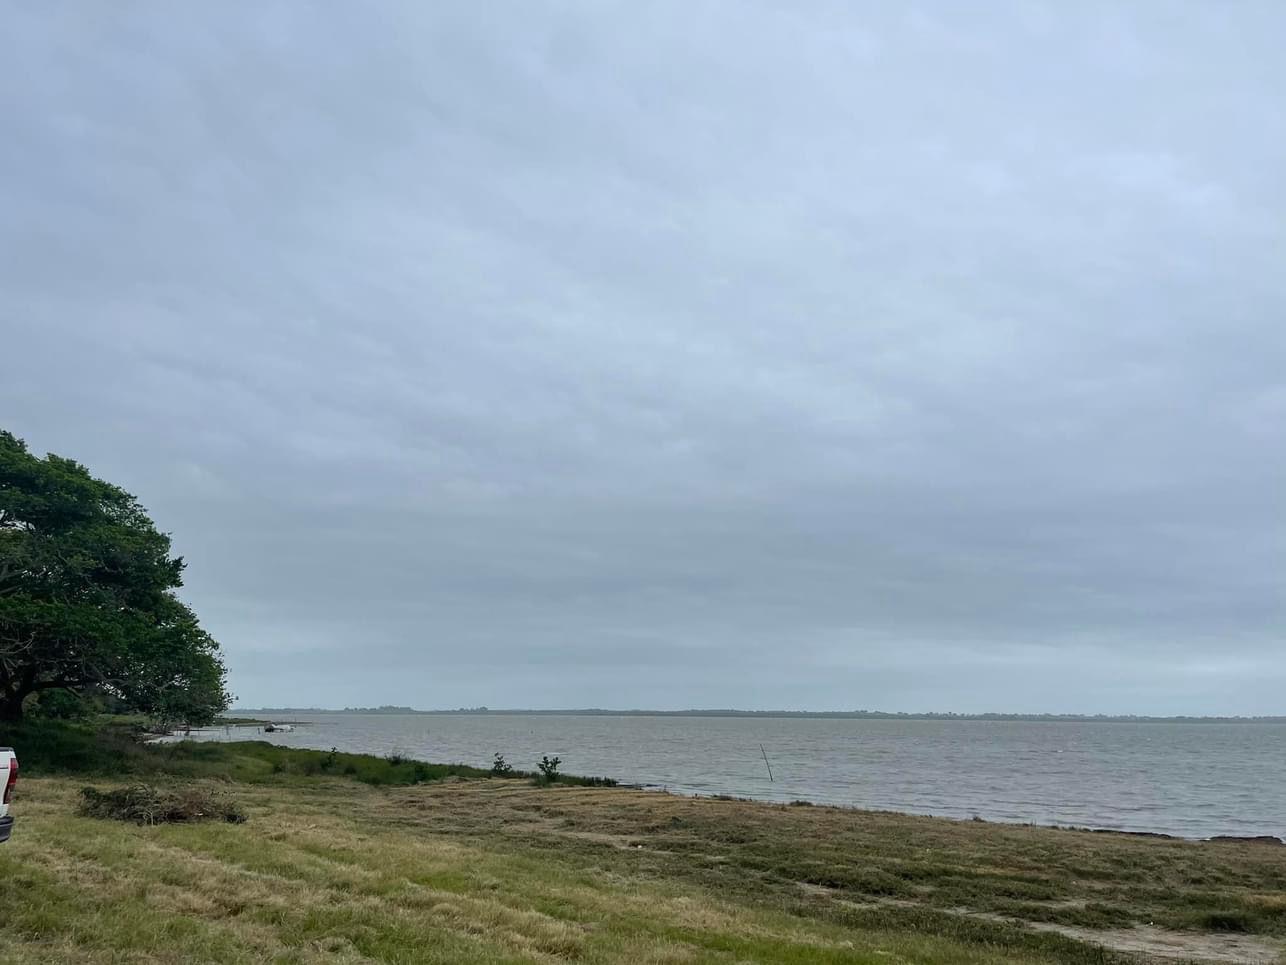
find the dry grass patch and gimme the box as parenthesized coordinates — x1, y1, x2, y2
(79, 784, 247, 826)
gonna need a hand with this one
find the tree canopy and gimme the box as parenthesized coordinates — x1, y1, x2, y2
(0, 430, 229, 723)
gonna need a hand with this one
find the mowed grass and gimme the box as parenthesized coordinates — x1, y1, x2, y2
(398, 783, 1286, 938)
(0, 777, 1091, 965)
(364, 783, 1286, 963)
(0, 726, 1283, 963)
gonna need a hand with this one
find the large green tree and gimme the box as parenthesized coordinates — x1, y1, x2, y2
(0, 431, 229, 723)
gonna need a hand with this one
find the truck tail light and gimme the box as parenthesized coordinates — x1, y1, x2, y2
(4, 759, 17, 804)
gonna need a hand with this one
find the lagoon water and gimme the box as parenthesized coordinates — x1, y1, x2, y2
(204, 714, 1286, 839)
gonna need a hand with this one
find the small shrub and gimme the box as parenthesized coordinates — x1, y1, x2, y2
(536, 755, 562, 782)
(491, 753, 512, 776)
(79, 784, 246, 825)
(385, 748, 411, 765)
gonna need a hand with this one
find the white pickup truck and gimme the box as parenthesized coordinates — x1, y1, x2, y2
(0, 748, 16, 843)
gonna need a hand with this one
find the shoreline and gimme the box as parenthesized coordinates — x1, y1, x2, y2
(666, 787, 1284, 846)
(164, 727, 1284, 843)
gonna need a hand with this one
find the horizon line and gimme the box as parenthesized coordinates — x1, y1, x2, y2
(230, 706, 1286, 722)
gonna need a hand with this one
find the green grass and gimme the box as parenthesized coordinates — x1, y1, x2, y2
(1, 720, 1283, 963)
(0, 719, 616, 788)
(387, 782, 1286, 951)
(1, 778, 1117, 965)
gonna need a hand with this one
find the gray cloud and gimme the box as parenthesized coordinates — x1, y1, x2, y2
(2, 2, 1283, 713)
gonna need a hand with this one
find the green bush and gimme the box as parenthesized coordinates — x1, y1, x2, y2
(25, 689, 101, 720)
(0, 719, 144, 774)
(537, 755, 562, 783)
(1, 719, 617, 790)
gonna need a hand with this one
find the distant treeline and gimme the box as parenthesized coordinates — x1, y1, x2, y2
(235, 706, 1286, 724)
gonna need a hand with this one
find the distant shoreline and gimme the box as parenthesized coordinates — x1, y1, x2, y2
(233, 707, 1286, 723)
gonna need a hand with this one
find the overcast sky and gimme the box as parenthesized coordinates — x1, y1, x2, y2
(2, 3, 1283, 714)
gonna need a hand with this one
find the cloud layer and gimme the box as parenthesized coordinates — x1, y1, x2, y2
(3, 2, 1283, 713)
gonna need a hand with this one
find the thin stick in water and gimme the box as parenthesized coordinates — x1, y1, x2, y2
(760, 743, 774, 782)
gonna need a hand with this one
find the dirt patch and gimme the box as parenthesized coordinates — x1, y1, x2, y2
(803, 885, 1284, 964)
(958, 906, 1283, 964)
(1027, 921, 1283, 965)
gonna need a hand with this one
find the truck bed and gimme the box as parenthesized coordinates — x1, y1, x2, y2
(0, 747, 15, 843)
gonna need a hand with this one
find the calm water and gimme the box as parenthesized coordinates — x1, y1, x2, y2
(201, 714, 1286, 839)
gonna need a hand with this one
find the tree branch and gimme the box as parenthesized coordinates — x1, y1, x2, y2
(27, 678, 79, 693)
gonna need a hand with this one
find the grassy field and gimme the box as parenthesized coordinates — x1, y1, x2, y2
(0, 725, 1283, 964)
(0, 720, 615, 788)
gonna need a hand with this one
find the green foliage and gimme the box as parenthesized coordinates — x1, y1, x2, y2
(0, 430, 228, 724)
(25, 687, 100, 720)
(0, 719, 617, 790)
(0, 719, 144, 773)
(490, 752, 512, 775)
(536, 754, 562, 782)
